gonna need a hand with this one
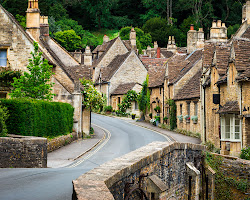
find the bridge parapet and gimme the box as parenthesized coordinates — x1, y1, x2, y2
(72, 142, 207, 200)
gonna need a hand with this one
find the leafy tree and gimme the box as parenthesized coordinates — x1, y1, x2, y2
(227, 24, 241, 39)
(119, 26, 152, 51)
(15, 14, 26, 29)
(10, 42, 54, 100)
(55, 19, 98, 48)
(80, 78, 104, 110)
(0, 67, 21, 87)
(54, 30, 82, 51)
(0, 104, 8, 137)
(137, 75, 150, 121)
(143, 17, 185, 47)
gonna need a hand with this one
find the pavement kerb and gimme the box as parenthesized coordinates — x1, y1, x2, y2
(72, 124, 106, 161)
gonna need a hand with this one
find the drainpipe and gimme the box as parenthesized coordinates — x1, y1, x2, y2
(80, 94, 83, 135)
(203, 85, 206, 142)
(107, 82, 110, 105)
(240, 83, 243, 149)
(163, 85, 165, 123)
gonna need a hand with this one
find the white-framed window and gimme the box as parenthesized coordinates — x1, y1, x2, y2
(0, 49, 7, 67)
(221, 114, 241, 142)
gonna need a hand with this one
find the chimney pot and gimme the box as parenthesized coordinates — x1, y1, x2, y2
(190, 24, 194, 30)
(157, 47, 161, 58)
(217, 20, 222, 27)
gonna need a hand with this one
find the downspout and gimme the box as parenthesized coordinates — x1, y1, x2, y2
(240, 83, 243, 149)
(107, 82, 110, 105)
(218, 85, 221, 149)
(203, 85, 206, 142)
(163, 85, 165, 123)
(80, 94, 83, 135)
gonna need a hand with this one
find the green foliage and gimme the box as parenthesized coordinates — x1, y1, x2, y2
(104, 105, 113, 112)
(119, 26, 152, 51)
(0, 104, 8, 137)
(91, 29, 119, 45)
(0, 98, 74, 137)
(118, 90, 138, 113)
(154, 106, 160, 113)
(0, 67, 21, 87)
(175, 128, 201, 138)
(227, 24, 241, 39)
(191, 115, 198, 121)
(15, 14, 26, 29)
(167, 99, 177, 130)
(10, 42, 54, 100)
(80, 78, 104, 110)
(54, 30, 82, 51)
(149, 113, 152, 118)
(55, 19, 98, 48)
(163, 116, 168, 122)
(90, 127, 94, 135)
(154, 116, 160, 122)
(205, 152, 250, 199)
(137, 75, 150, 119)
(240, 147, 250, 160)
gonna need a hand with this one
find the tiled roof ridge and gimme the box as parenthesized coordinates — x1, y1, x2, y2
(48, 37, 80, 63)
(39, 37, 75, 82)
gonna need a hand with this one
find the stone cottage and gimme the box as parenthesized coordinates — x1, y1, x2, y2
(201, 1, 250, 156)
(0, 0, 91, 134)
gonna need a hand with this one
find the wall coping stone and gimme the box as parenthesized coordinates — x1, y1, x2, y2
(73, 141, 206, 200)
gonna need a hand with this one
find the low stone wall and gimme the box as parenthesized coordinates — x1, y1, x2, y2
(73, 142, 206, 200)
(0, 135, 47, 168)
(47, 132, 82, 153)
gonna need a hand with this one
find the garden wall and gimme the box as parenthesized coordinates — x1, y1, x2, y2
(0, 135, 47, 168)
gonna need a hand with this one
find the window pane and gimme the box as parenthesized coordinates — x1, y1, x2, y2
(235, 119, 240, 126)
(235, 133, 240, 139)
(235, 126, 240, 133)
(225, 117, 230, 126)
(225, 132, 230, 139)
(194, 103, 198, 116)
(0, 50, 7, 66)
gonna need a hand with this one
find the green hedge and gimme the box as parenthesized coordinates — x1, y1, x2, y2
(0, 99, 74, 138)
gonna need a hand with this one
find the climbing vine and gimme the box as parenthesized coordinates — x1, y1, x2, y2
(118, 90, 138, 113)
(167, 99, 177, 130)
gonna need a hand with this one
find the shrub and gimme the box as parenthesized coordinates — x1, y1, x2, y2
(240, 147, 250, 160)
(0, 104, 8, 137)
(0, 98, 74, 138)
(104, 105, 113, 112)
(154, 116, 160, 122)
(154, 106, 160, 113)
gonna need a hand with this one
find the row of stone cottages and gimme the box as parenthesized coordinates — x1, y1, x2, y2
(81, 1, 250, 157)
(0, 0, 249, 157)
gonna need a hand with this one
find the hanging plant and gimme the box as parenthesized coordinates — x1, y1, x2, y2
(154, 106, 161, 113)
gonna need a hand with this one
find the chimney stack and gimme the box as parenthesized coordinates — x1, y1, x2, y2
(73, 50, 82, 64)
(26, 0, 40, 41)
(210, 20, 227, 43)
(146, 46, 151, 57)
(167, 36, 177, 53)
(242, 1, 250, 24)
(157, 47, 161, 58)
(84, 46, 92, 66)
(103, 35, 109, 43)
(154, 41, 158, 49)
(130, 27, 137, 50)
(40, 16, 49, 37)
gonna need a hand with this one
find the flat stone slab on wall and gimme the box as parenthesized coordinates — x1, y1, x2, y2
(0, 135, 47, 168)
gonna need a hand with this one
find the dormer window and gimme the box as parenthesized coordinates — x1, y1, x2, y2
(0, 50, 7, 67)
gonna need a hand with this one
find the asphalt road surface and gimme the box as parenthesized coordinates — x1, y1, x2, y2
(0, 113, 168, 200)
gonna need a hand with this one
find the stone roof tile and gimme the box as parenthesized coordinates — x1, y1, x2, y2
(111, 82, 137, 95)
(203, 42, 215, 68)
(148, 65, 166, 88)
(174, 69, 202, 100)
(217, 101, 240, 114)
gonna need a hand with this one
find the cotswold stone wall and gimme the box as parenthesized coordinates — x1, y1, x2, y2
(73, 142, 206, 200)
(0, 135, 47, 168)
(47, 132, 82, 153)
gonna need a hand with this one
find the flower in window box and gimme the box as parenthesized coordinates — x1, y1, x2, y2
(184, 115, 190, 121)
(191, 116, 198, 124)
(177, 115, 183, 122)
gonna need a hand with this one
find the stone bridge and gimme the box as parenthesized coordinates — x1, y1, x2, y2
(72, 142, 215, 200)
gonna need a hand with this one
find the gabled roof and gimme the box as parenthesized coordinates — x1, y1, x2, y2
(161, 50, 174, 58)
(214, 44, 231, 76)
(241, 27, 250, 39)
(236, 66, 250, 81)
(174, 69, 202, 100)
(140, 57, 169, 70)
(101, 52, 131, 82)
(233, 39, 250, 72)
(122, 40, 132, 51)
(111, 82, 138, 95)
(148, 65, 166, 88)
(203, 42, 216, 68)
(167, 54, 188, 84)
(169, 49, 203, 85)
(92, 37, 119, 66)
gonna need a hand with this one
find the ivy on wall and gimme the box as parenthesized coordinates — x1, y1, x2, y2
(118, 90, 138, 113)
(167, 99, 177, 130)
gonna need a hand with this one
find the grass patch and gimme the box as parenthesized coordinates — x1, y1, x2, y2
(91, 29, 119, 45)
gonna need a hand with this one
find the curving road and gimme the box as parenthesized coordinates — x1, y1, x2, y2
(0, 114, 168, 200)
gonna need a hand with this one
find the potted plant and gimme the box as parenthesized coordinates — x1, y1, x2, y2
(191, 116, 198, 124)
(154, 116, 160, 126)
(131, 113, 136, 120)
(184, 115, 190, 122)
(154, 106, 161, 113)
(177, 115, 183, 122)
(163, 116, 168, 123)
(149, 113, 152, 119)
